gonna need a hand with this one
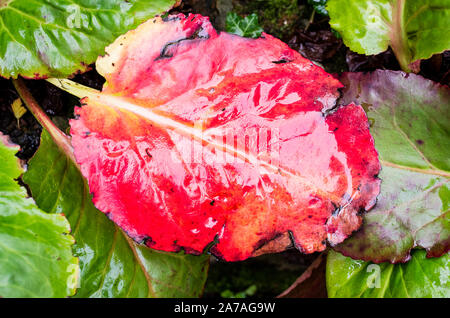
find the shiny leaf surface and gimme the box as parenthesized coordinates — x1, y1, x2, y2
(61, 14, 381, 262)
(23, 130, 209, 297)
(327, 0, 450, 71)
(327, 249, 450, 298)
(335, 70, 450, 263)
(0, 134, 78, 297)
(0, 0, 176, 78)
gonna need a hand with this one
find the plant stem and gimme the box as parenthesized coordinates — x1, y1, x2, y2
(277, 252, 327, 298)
(304, 8, 315, 32)
(46, 78, 101, 99)
(391, 0, 412, 72)
(12, 78, 77, 165)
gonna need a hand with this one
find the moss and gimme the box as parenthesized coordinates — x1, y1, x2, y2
(232, 0, 303, 40)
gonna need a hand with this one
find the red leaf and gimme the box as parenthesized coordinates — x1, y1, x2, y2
(69, 14, 381, 261)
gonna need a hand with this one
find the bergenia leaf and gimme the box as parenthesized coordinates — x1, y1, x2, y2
(327, 249, 450, 298)
(0, 0, 177, 79)
(0, 134, 79, 297)
(335, 70, 450, 263)
(23, 130, 209, 297)
(225, 12, 264, 38)
(51, 14, 381, 262)
(327, 0, 450, 71)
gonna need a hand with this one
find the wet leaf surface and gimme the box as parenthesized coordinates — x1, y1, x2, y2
(0, 134, 78, 297)
(336, 70, 450, 263)
(65, 14, 381, 261)
(0, 0, 448, 298)
(0, 0, 176, 78)
(327, 249, 450, 298)
(23, 130, 209, 297)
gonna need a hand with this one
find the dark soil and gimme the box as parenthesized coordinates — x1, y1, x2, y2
(0, 0, 448, 298)
(204, 250, 320, 297)
(0, 69, 104, 159)
(0, 79, 41, 160)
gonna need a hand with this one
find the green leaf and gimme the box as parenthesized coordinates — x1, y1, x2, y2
(335, 70, 449, 263)
(0, 0, 176, 79)
(0, 134, 78, 297)
(225, 12, 264, 38)
(327, 249, 450, 298)
(327, 0, 450, 71)
(308, 0, 328, 16)
(23, 130, 209, 298)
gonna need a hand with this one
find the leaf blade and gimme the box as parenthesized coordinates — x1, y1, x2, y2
(0, 0, 177, 78)
(0, 134, 78, 298)
(326, 249, 450, 298)
(327, 0, 450, 71)
(23, 130, 209, 298)
(335, 70, 450, 262)
(60, 14, 381, 261)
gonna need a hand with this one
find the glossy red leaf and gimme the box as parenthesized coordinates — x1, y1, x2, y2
(69, 14, 381, 261)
